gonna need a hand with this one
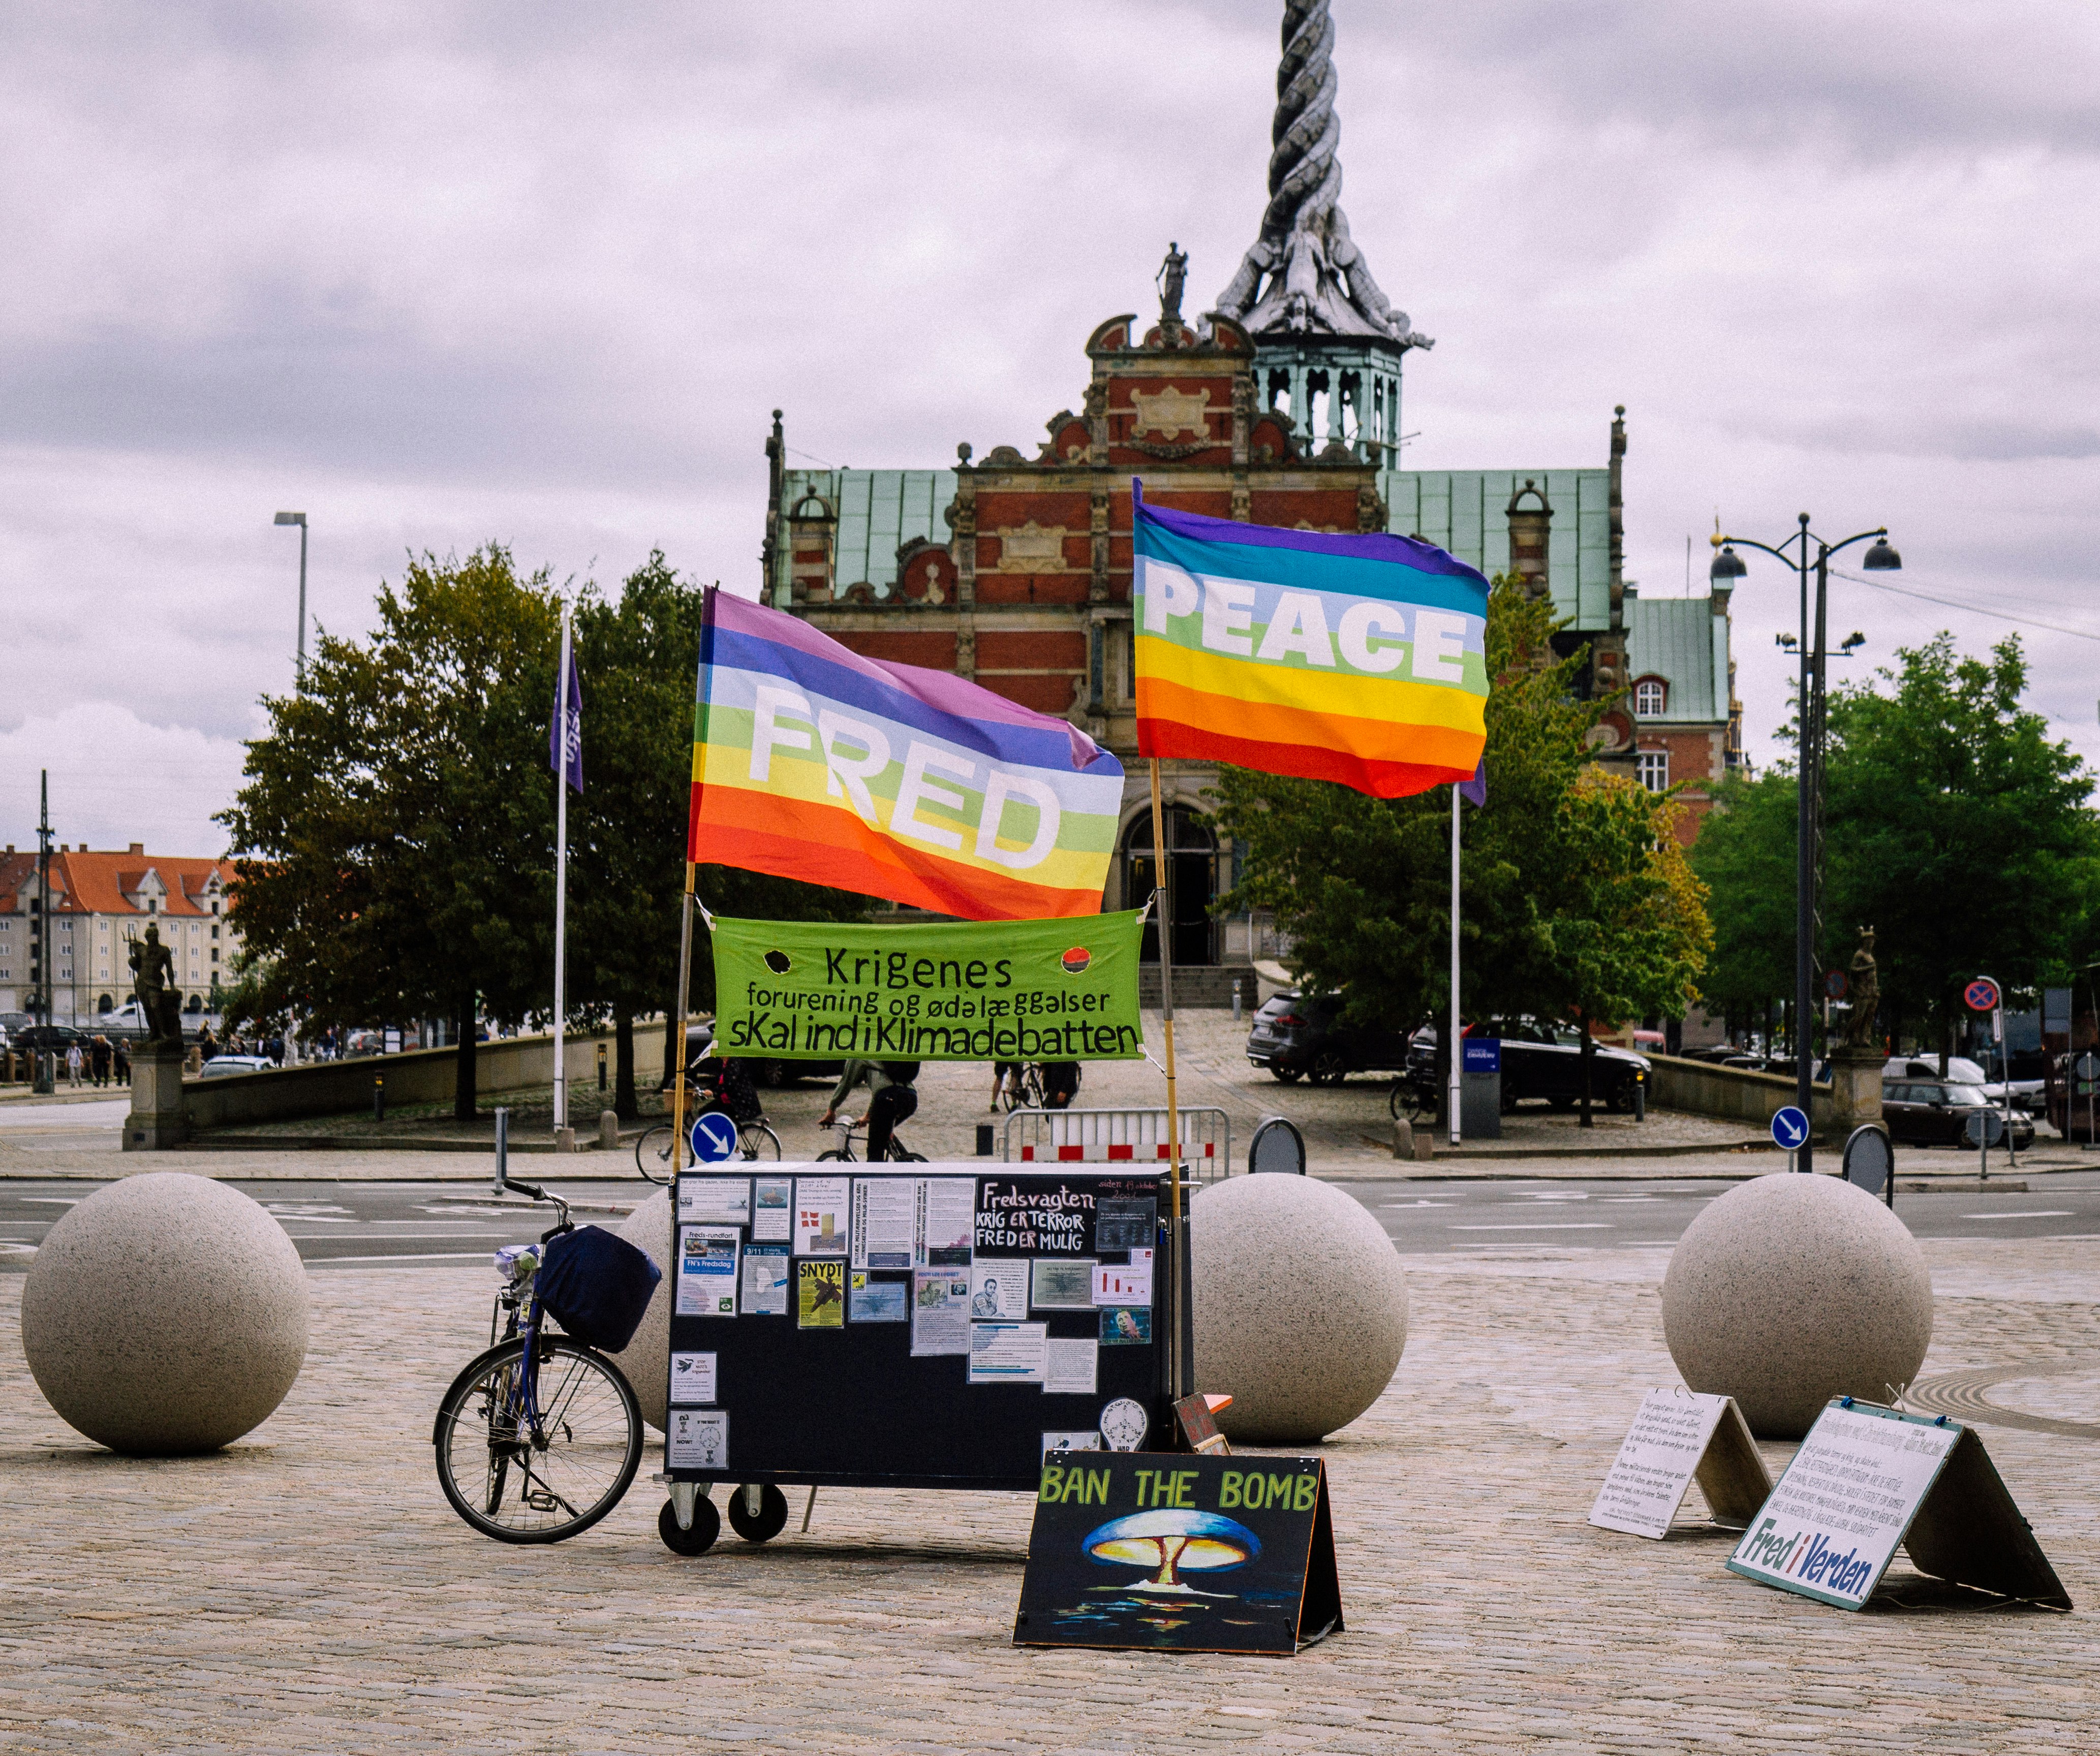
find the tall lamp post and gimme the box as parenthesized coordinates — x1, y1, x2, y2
(1711, 514, 1901, 1174)
(274, 511, 308, 687)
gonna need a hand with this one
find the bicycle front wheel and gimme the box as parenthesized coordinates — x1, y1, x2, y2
(739, 1121, 782, 1162)
(433, 1337, 643, 1544)
(635, 1124, 675, 1183)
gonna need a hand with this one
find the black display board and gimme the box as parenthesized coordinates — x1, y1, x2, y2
(664, 1165, 1169, 1492)
(1013, 1453, 1342, 1654)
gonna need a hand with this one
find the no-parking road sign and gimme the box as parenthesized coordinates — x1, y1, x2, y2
(1964, 977, 2001, 1013)
(1771, 1106, 1810, 1151)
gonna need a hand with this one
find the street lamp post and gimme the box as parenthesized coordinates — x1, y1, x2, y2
(274, 512, 308, 687)
(1711, 515, 1901, 1173)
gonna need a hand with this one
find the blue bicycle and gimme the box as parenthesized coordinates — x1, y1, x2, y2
(431, 1180, 646, 1543)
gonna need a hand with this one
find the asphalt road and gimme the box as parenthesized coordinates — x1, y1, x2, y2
(5, 1171, 2100, 1271)
(1344, 1174, 2100, 1251)
(0, 1179, 646, 1272)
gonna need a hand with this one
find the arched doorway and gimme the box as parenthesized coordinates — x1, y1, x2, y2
(1122, 806, 1218, 967)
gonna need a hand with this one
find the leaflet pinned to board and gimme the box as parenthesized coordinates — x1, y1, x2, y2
(919, 1178, 976, 1267)
(741, 1245, 789, 1315)
(798, 1259, 846, 1328)
(795, 1176, 851, 1257)
(969, 1265, 1030, 1320)
(1092, 1261, 1152, 1308)
(676, 1226, 740, 1316)
(668, 1407, 728, 1471)
(670, 1350, 718, 1405)
(912, 1269, 972, 1356)
(1045, 1336, 1098, 1395)
(853, 1178, 917, 1271)
(970, 1321, 1049, 1385)
(752, 1177, 793, 1243)
(679, 1176, 750, 1228)
(850, 1272, 909, 1323)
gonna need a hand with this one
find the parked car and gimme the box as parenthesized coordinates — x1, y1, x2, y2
(198, 1054, 275, 1080)
(2047, 1049, 2099, 1143)
(1244, 992, 1413, 1086)
(1885, 1056, 2044, 1114)
(1405, 1020, 1652, 1113)
(1881, 1078, 2035, 1150)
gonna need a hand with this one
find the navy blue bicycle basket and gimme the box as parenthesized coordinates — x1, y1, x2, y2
(536, 1225, 662, 1352)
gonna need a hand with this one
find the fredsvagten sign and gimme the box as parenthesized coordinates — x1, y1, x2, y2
(709, 912, 1144, 1062)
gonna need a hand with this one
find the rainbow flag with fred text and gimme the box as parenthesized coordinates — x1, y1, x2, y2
(689, 589, 1124, 920)
(1133, 491, 1490, 797)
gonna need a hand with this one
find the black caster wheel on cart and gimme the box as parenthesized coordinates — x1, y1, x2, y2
(726, 1483, 790, 1544)
(659, 1495, 720, 1556)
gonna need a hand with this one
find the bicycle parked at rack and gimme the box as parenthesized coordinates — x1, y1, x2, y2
(430, 1179, 651, 1544)
(815, 1116, 928, 1163)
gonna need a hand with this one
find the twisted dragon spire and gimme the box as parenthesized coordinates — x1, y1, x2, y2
(1214, 0, 1429, 350)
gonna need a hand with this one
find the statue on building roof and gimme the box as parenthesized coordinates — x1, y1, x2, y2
(1157, 241, 1188, 324)
(1214, 0, 1432, 351)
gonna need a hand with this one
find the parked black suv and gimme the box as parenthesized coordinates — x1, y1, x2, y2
(1245, 992, 1413, 1086)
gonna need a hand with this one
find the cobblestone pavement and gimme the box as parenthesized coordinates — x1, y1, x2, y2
(3, 1233, 2094, 1752)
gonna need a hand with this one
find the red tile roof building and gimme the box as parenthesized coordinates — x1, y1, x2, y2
(0, 843, 240, 1024)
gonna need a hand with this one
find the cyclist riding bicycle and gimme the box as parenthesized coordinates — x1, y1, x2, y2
(821, 1059, 920, 1162)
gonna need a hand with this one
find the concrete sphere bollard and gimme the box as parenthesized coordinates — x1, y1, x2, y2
(21, 1172, 308, 1455)
(1192, 1172, 1409, 1444)
(610, 1187, 674, 1431)
(1662, 1172, 1933, 1439)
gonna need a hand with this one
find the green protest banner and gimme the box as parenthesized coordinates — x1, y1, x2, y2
(709, 911, 1146, 1062)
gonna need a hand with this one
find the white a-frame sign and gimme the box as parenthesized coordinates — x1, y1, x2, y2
(1590, 1388, 1774, 1540)
(1727, 1399, 2071, 1611)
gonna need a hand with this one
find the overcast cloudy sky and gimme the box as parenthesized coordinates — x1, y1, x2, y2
(4, 0, 2096, 855)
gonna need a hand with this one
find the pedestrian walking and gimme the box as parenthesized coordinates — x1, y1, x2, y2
(90, 1035, 111, 1087)
(65, 1042, 84, 1088)
(113, 1039, 131, 1084)
(1042, 1061, 1082, 1110)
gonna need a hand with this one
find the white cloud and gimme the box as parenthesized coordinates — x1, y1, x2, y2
(1, 0, 2095, 828)
(0, 703, 251, 857)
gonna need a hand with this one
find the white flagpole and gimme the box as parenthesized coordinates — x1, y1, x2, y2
(553, 604, 571, 1137)
(1449, 780, 1462, 1149)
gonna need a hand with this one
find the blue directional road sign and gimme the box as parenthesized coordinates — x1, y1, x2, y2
(688, 1111, 741, 1163)
(1770, 1106, 1810, 1151)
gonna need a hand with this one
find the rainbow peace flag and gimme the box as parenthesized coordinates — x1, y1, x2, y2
(689, 590, 1124, 919)
(1133, 494, 1491, 797)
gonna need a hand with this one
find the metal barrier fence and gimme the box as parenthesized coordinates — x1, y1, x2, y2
(1001, 1107, 1233, 1184)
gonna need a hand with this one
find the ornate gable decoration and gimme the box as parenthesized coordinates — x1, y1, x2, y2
(1131, 386, 1212, 440)
(995, 522, 1071, 572)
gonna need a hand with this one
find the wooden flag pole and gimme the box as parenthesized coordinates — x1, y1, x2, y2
(1147, 757, 1184, 1402)
(668, 861, 697, 1182)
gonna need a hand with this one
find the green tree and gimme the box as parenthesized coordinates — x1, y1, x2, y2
(1532, 771, 1712, 1121)
(1822, 633, 2095, 1058)
(1695, 632, 2097, 1063)
(221, 546, 562, 1118)
(1212, 580, 1710, 1109)
(567, 562, 863, 1116)
(1684, 765, 1796, 1033)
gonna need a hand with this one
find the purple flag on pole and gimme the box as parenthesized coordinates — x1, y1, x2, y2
(549, 647, 582, 793)
(1458, 754, 1486, 807)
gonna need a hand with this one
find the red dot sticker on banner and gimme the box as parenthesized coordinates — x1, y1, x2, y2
(1964, 978, 2000, 1013)
(1061, 947, 1092, 976)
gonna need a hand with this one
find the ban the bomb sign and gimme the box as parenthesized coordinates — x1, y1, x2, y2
(1014, 1452, 1342, 1655)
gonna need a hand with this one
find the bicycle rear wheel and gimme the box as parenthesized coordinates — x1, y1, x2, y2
(739, 1121, 782, 1161)
(433, 1337, 643, 1544)
(635, 1124, 675, 1183)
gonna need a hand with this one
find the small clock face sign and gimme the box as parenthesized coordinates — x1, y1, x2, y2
(1099, 1398, 1150, 1452)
